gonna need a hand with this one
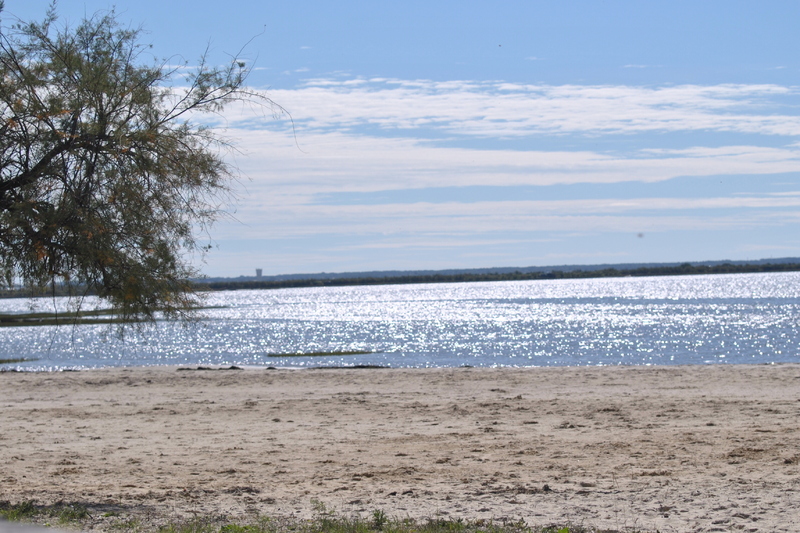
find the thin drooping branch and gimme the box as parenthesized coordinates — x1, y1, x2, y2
(0, 6, 283, 322)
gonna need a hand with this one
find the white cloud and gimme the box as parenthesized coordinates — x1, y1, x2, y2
(326, 236, 556, 252)
(187, 77, 800, 274)
(214, 192, 800, 241)
(214, 80, 800, 138)
(225, 129, 800, 197)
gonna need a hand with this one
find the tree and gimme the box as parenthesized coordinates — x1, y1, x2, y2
(0, 4, 274, 320)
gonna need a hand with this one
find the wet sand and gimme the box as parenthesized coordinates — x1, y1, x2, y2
(1, 364, 799, 532)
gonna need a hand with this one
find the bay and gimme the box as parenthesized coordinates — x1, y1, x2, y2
(1, 271, 799, 370)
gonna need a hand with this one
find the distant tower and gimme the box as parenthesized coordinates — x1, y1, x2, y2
(256, 268, 263, 278)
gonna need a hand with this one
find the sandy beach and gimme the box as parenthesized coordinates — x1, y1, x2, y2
(1, 364, 799, 532)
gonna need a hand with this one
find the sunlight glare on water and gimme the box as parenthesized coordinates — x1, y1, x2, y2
(2, 272, 799, 370)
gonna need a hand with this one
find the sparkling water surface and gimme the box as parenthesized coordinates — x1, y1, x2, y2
(2, 272, 800, 370)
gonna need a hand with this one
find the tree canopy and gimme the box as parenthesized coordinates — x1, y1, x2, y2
(0, 4, 271, 320)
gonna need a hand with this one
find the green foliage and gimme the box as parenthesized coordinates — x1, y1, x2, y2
(0, 501, 92, 525)
(371, 510, 388, 531)
(158, 520, 217, 533)
(220, 525, 263, 533)
(420, 518, 467, 533)
(58, 504, 90, 523)
(0, 3, 278, 321)
(0, 500, 38, 521)
(0, 501, 642, 533)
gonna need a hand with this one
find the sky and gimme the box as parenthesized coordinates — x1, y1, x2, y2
(4, 1, 800, 277)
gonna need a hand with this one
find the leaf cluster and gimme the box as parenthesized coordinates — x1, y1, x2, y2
(0, 3, 274, 321)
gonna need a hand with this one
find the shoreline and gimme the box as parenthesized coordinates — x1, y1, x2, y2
(4, 360, 799, 372)
(2, 364, 798, 532)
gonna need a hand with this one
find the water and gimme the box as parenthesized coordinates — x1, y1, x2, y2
(2, 272, 799, 370)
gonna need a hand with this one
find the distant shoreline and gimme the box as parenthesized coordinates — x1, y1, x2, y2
(3, 259, 800, 298)
(197, 260, 800, 292)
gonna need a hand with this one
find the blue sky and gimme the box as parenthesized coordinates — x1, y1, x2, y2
(5, 1, 800, 276)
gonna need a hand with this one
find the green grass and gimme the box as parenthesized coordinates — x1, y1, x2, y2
(0, 500, 38, 521)
(0, 501, 643, 533)
(0, 501, 89, 524)
(0, 308, 142, 327)
(153, 516, 595, 533)
(267, 350, 375, 358)
(0, 357, 37, 365)
(0, 502, 87, 530)
(57, 504, 90, 523)
(0, 305, 222, 328)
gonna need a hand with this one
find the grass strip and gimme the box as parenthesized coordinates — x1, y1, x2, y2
(0, 305, 220, 327)
(0, 357, 37, 364)
(0, 500, 632, 533)
(267, 350, 375, 357)
(0, 308, 141, 327)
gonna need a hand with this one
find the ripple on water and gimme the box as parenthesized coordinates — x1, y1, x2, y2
(2, 272, 800, 370)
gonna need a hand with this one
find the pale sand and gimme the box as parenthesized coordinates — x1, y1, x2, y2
(1, 364, 799, 532)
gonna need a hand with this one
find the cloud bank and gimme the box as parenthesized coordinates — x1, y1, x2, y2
(232, 80, 800, 137)
(196, 78, 800, 274)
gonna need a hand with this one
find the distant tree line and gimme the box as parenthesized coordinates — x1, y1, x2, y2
(2, 261, 799, 299)
(196, 262, 800, 292)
